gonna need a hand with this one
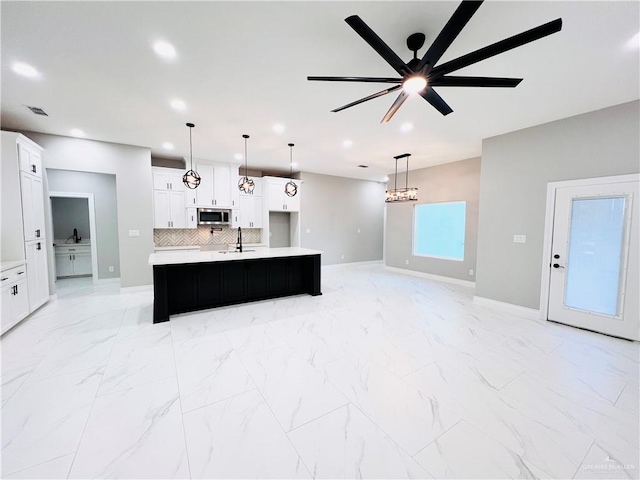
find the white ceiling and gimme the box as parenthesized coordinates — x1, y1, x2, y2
(2, 1, 638, 181)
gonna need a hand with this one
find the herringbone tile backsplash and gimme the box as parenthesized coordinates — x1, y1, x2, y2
(154, 226, 262, 246)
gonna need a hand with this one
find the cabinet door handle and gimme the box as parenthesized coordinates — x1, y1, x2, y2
(31, 164, 37, 173)
(17, 271, 24, 275)
(73, 254, 75, 260)
(12, 285, 17, 295)
(193, 198, 195, 204)
(1, 277, 8, 281)
(191, 215, 194, 222)
(35, 229, 41, 238)
(36, 243, 41, 251)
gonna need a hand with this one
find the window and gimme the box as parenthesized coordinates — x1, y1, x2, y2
(413, 201, 466, 261)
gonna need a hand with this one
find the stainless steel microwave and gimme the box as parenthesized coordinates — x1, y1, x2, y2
(197, 208, 230, 225)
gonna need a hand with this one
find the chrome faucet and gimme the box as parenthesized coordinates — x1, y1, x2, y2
(235, 227, 243, 253)
(73, 228, 81, 243)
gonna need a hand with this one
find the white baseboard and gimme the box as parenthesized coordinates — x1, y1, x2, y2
(473, 296, 540, 319)
(323, 260, 383, 269)
(120, 284, 153, 294)
(94, 278, 120, 285)
(385, 266, 476, 288)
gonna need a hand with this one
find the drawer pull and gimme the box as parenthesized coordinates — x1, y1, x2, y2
(1, 277, 8, 281)
(17, 271, 24, 275)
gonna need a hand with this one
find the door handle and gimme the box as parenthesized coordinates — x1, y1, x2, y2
(31, 164, 37, 173)
(12, 285, 17, 295)
(553, 254, 560, 259)
(552, 263, 565, 269)
(35, 229, 40, 238)
(36, 243, 41, 251)
(1, 277, 8, 281)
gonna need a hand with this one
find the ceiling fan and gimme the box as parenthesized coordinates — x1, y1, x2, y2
(307, 0, 562, 122)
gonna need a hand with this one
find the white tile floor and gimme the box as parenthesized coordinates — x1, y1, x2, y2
(1, 265, 638, 479)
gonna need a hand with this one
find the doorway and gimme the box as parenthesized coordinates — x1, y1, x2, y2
(540, 174, 639, 341)
(49, 192, 99, 284)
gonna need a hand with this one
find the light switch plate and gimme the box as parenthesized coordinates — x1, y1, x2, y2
(513, 234, 527, 243)
(306, 228, 311, 234)
(129, 230, 140, 237)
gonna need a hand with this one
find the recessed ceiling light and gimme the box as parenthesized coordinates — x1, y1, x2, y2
(272, 123, 285, 134)
(234, 153, 244, 160)
(70, 129, 85, 137)
(153, 41, 177, 59)
(162, 142, 174, 150)
(400, 122, 414, 133)
(12, 62, 39, 78)
(170, 99, 186, 111)
(342, 140, 353, 148)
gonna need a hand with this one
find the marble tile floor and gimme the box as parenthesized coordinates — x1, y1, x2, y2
(1, 266, 638, 479)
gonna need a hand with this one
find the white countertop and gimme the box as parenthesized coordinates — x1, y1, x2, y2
(154, 245, 201, 251)
(149, 247, 322, 266)
(1, 260, 26, 272)
(54, 241, 91, 247)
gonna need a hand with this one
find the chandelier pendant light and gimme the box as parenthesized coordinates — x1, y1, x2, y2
(238, 134, 255, 194)
(183, 123, 201, 190)
(385, 153, 418, 203)
(284, 143, 298, 197)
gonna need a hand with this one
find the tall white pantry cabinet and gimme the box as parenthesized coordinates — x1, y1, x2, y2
(1, 132, 50, 334)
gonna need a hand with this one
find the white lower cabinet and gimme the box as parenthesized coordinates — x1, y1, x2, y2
(186, 208, 197, 229)
(25, 240, 49, 311)
(1, 265, 30, 335)
(55, 245, 92, 278)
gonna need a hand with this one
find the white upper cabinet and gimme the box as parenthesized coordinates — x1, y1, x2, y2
(153, 190, 186, 228)
(212, 163, 231, 207)
(20, 172, 45, 242)
(196, 164, 214, 206)
(18, 143, 42, 178)
(266, 178, 301, 212)
(193, 162, 237, 208)
(152, 167, 184, 191)
(238, 196, 263, 229)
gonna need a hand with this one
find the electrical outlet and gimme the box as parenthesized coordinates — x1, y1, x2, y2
(109, 266, 114, 273)
(306, 228, 311, 234)
(513, 234, 527, 243)
(469, 269, 474, 276)
(405, 259, 409, 265)
(129, 230, 140, 237)
(341, 254, 345, 259)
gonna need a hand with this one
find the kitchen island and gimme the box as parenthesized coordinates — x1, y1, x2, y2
(148, 247, 322, 323)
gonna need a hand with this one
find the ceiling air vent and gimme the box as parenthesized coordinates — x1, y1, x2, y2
(357, 165, 369, 168)
(26, 106, 48, 116)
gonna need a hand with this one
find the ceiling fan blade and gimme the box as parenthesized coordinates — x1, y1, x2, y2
(420, 87, 453, 115)
(431, 18, 562, 77)
(308, 76, 402, 84)
(345, 15, 411, 76)
(417, 0, 483, 73)
(331, 85, 402, 113)
(381, 91, 409, 123)
(430, 76, 522, 87)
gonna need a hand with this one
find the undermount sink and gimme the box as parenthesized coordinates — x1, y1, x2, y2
(217, 250, 256, 254)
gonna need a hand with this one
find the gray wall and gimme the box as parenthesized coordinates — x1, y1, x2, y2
(385, 157, 481, 282)
(476, 100, 640, 309)
(299, 172, 385, 265)
(51, 197, 90, 241)
(22, 132, 153, 288)
(269, 212, 291, 248)
(48, 170, 120, 279)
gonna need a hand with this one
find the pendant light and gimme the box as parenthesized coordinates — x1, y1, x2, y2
(183, 123, 201, 189)
(284, 143, 298, 197)
(238, 134, 255, 194)
(385, 153, 418, 202)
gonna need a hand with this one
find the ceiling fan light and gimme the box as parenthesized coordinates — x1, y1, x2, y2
(238, 176, 255, 194)
(402, 76, 427, 94)
(285, 180, 298, 197)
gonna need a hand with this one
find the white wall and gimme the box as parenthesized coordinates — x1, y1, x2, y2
(48, 169, 120, 280)
(299, 172, 385, 265)
(385, 157, 481, 282)
(476, 100, 640, 309)
(22, 132, 153, 288)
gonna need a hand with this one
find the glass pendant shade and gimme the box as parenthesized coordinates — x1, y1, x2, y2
(385, 153, 418, 203)
(183, 122, 201, 189)
(238, 134, 255, 194)
(284, 143, 298, 197)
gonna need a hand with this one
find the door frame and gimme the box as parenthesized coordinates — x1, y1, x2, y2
(49, 191, 100, 284)
(539, 173, 640, 322)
